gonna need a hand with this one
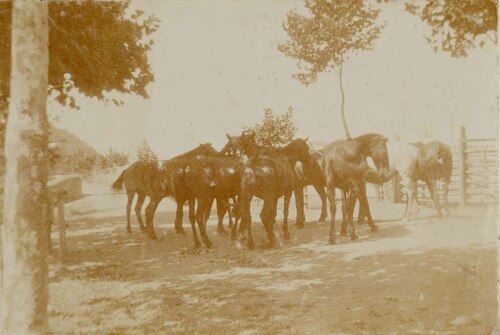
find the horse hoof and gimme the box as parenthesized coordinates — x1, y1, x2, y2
(217, 228, 227, 235)
(194, 241, 202, 248)
(284, 232, 291, 240)
(350, 234, 358, 241)
(357, 220, 366, 226)
(329, 237, 336, 245)
(370, 225, 378, 233)
(176, 228, 186, 235)
(204, 242, 213, 248)
(149, 234, 158, 240)
(318, 216, 327, 223)
(340, 230, 348, 236)
(248, 242, 255, 250)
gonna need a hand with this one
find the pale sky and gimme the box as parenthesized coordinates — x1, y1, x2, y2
(50, 0, 498, 158)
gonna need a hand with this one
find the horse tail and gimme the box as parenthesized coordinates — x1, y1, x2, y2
(112, 170, 126, 191)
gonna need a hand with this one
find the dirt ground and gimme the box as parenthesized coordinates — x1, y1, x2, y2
(47, 175, 498, 334)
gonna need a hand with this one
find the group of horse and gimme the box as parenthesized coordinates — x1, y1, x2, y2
(112, 131, 453, 249)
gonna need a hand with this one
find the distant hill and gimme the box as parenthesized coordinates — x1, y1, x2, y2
(49, 124, 100, 158)
(48, 125, 129, 175)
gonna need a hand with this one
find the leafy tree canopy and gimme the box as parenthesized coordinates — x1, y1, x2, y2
(379, 0, 497, 57)
(0, 0, 158, 175)
(0, 0, 159, 109)
(136, 139, 158, 162)
(278, 0, 383, 86)
(247, 107, 298, 147)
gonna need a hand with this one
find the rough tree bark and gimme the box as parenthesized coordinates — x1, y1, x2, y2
(1, 1, 50, 333)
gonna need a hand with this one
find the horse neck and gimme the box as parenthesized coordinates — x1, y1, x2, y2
(172, 147, 216, 160)
(244, 141, 264, 157)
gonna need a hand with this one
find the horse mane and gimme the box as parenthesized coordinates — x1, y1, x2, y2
(171, 143, 217, 160)
(353, 133, 385, 144)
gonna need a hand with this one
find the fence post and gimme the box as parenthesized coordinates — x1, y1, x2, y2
(57, 192, 67, 259)
(458, 126, 467, 206)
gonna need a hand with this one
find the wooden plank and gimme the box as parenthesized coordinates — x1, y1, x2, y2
(466, 138, 498, 143)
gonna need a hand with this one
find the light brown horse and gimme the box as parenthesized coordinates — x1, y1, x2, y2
(323, 134, 394, 244)
(407, 140, 453, 218)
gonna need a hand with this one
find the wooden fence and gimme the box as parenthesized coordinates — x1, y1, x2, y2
(305, 127, 498, 208)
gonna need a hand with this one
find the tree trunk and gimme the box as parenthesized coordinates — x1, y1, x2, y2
(337, 64, 352, 139)
(1, 1, 50, 333)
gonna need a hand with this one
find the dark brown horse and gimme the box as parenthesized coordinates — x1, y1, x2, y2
(323, 134, 394, 244)
(145, 155, 243, 246)
(225, 132, 327, 228)
(232, 136, 315, 249)
(294, 148, 328, 227)
(111, 143, 220, 233)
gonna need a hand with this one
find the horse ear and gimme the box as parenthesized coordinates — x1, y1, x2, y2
(226, 133, 232, 140)
(304, 137, 309, 142)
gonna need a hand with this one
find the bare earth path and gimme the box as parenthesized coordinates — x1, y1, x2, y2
(47, 178, 497, 334)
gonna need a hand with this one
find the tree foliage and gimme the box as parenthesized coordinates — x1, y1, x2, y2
(137, 139, 158, 162)
(0, 0, 159, 173)
(0, 0, 159, 107)
(404, 0, 497, 57)
(278, 0, 383, 138)
(247, 107, 298, 147)
(278, 0, 383, 85)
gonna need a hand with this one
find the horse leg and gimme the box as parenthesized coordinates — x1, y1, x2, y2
(346, 189, 358, 241)
(358, 183, 377, 232)
(282, 191, 292, 240)
(314, 184, 328, 223)
(196, 198, 213, 248)
(125, 190, 135, 233)
(426, 178, 442, 219)
(340, 190, 348, 236)
(216, 198, 227, 234)
(443, 178, 450, 214)
(174, 200, 186, 234)
(260, 199, 275, 247)
(239, 195, 253, 249)
(327, 186, 337, 245)
(404, 179, 417, 220)
(188, 198, 201, 248)
(226, 198, 234, 229)
(144, 197, 160, 240)
(294, 186, 306, 228)
(205, 197, 215, 224)
(135, 192, 147, 232)
(357, 195, 366, 225)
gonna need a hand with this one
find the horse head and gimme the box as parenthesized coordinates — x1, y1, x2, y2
(223, 131, 259, 162)
(355, 133, 393, 178)
(285, 138, 313, 165)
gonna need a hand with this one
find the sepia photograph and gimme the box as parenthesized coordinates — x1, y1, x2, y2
(0, 0, 498, 334)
